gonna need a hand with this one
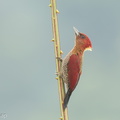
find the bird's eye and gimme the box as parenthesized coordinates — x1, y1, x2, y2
(81, 35, 85, 39)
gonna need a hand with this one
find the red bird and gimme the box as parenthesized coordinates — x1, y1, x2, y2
(61, 27, 92, 109)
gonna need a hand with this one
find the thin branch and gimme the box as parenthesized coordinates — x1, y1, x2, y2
(49, 0, 69, 120)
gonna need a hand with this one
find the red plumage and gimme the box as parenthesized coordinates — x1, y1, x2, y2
(67, 54, 81, 91)
(61, 27, 92, 109)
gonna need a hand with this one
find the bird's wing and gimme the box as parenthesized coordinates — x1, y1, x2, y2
(67, 54, 80, 91)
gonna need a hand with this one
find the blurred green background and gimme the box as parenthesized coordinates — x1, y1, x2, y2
(0, 0, 120, 120)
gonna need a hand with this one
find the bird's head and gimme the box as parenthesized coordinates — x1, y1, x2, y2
(73, 27, 92, 52)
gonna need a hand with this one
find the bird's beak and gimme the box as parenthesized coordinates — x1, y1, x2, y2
(73, 27, 80, 36)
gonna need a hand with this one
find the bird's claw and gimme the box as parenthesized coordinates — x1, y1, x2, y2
(55, 72, 63, 79)
(56, 57, 63, 62)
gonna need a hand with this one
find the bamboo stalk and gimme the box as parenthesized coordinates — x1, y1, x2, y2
(49, 0, 69, 120)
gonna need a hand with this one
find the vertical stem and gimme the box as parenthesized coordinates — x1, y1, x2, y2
(49, 0, 69, 120)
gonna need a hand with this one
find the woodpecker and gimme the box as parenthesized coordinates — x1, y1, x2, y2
(61, 27, 92, 109)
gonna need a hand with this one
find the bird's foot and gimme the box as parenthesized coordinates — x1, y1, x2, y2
(56, 57, 63, 62)
(55, 72, 63, 79)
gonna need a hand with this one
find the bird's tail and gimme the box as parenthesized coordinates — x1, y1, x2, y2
(63, 89, 72, 110)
